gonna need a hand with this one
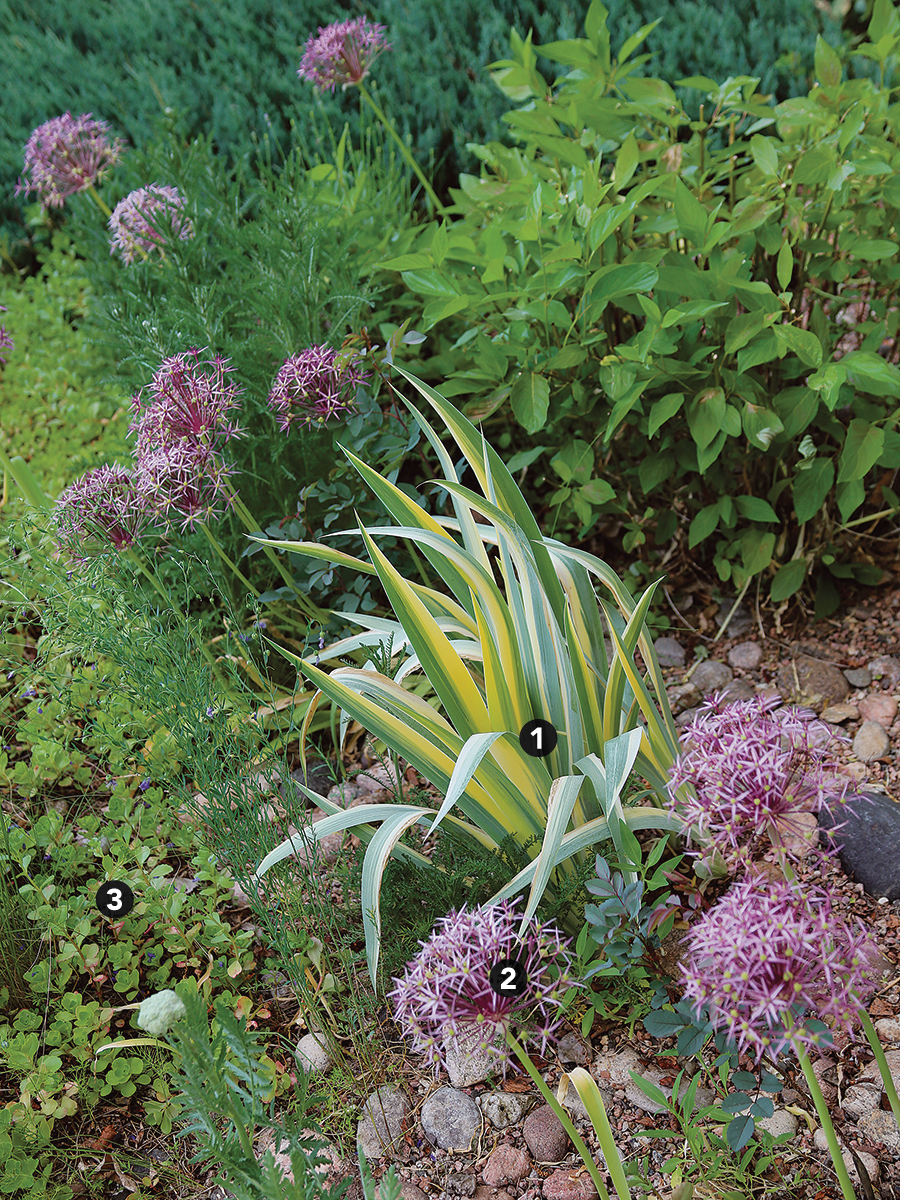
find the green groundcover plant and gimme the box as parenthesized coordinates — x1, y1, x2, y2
(366, 0, 900, 617)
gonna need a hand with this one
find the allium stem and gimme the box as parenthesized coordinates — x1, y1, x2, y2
(122, 547, 221, 673)
(227, 491, 332, 626)
(198, 521, 260, 599)
(787, 1015, 857, 1200)
(86, 183, 113, 219)
(357, 83, 448, 216)
(506, 1031, 623, 1200)
(858, 1007, 900, 1131)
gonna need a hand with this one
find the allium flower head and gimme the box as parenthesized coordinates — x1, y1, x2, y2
(54, 464, 154, 560)
(129, 348, 244, 456)
(387, 896, 583, 1080)
(298, 16, 391, 92)
(135, 442, 236, 531)
(267, 344, 369, 432)
(679, 872, 883, 1063)
(16, 112, 125, 209)
(666, 690, 867, 872)
(109, 184, 194, 264)
(0, 307, 12, 366)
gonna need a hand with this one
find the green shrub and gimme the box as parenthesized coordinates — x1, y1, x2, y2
(2, 0, 860, 257)
(366, 0, 900, 616)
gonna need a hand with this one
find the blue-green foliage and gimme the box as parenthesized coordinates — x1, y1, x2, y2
(2, 0, 863, 255)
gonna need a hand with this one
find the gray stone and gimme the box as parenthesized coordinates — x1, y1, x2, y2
(841, 1083, 881, 1120)
(727, 641, 763, 670)
(858, 1107, 900, 1152)
(713, 597, 754, 637)
(818, 791, 900, 901)
(421, 1087, 481, 1151)
(868, 655, 900, 688)
(853, 719, 891, 762)
(295, 1032, 332, 1075)
(443, 1022, 506, 1087)
(357, 1085, 410, 1159)
(522, 1103, 571, 1162)
(717, 677, 757, 705)
(446, 1173, 477, 1196)
(844, 667, 873, 688)
(774, 655, 850, 712)
(857, 1047, 900, 1097)
(690, 660, 734, 693)
(753, 1108, 798, 1141)
(666, 682, 701, 715)
(555, 1030, 590, 1066)
(477, 1090, 536, 1129)
(653, 637, 686, 667)
(255, 1126, 344, 1186)
(812, 1129, 882, 1185)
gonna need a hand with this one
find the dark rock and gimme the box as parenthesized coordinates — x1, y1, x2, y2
(653, 637, 686, 668)
(818, 791, 900, 901)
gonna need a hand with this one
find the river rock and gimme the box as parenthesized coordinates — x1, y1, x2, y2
(817, 791, 900, 900)
(421, 1087, 481, 1151)
(690, 660, 733, 693)
(854, 720, 891, 762)
(357, 1086, 410, 1159)
(774, 655, 850, 712)
(522, 1104, 571, 1162)
(727, 641, 763, 669)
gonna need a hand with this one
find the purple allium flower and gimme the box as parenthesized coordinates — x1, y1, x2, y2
(108, 184, 194, 265)
(298, 17, 391, 93)
(267, 345, 369, 432)
(0, 306, 13, 366)
(678, 872, 883, 1063)
(387, 896, 582, 1081)
(54, 464, 155, 560)
(135, 442, 236, 531)
(666, 690, 866, 873)
(16, 112, 126, 209)
(129, 347, 245, 457)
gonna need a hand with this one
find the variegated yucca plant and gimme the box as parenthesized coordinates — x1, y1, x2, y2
(252, 365, 704, 991)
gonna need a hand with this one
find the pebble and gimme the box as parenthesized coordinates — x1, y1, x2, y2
(727, 641, 762, 669)
(854, 720, 891, 761)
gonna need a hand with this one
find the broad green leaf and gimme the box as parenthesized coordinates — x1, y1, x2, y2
(838, 419, 885, 483)
(687, 387, 726, 451)
(648, 392, 684, 436)
(846, 237, 899, 261)
(838, 350, 900, 397)
(422, 295, 471, 327)
(773, 324, 823, 368)
(551, 439, 595, 485)
(837, 477, 865, 521)
(618, 18, 663, 63)
(793, 457, 835, 523)
(689, 505, 719, 548)
(749, 135, 778, 177)
(510, 371, 551, 433)
(793, 145, 837, 186)
(740, 529, 775, 575)
(503, 109, 563, 138)
(374, 253, 432, 271)
(614, 131, 640, 190)
(697, 430, 727, 474)
(733, 495, 779, 522)
(742, 403, 785, 450)
(776, 242, 793, 291)
(673, 176, 709, 249)
(725, 310, 768, 355)
(770, 558, 808, 602)
(585, 263, 658, 317)
(400, 269, 461, 296)
(815, 34, 843, 89)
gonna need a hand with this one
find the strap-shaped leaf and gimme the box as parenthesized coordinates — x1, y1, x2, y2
(358, 525, 491, 740)
(576, 729, 643, 887)
(390, 364, 567, 628)
(514, 774, 588, 935)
